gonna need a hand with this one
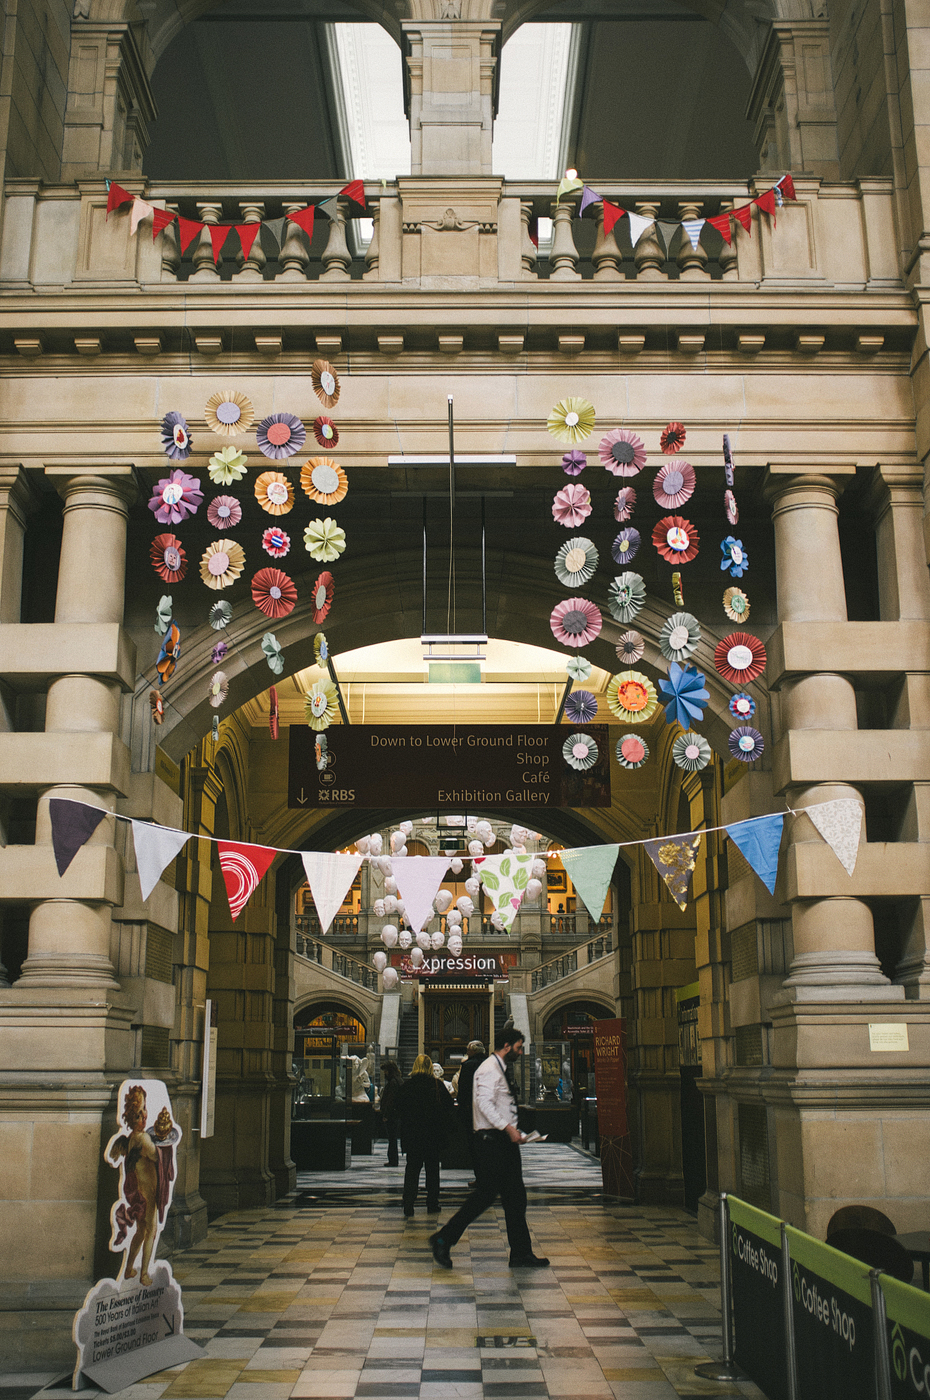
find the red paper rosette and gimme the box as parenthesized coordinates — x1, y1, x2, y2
(714, 631, 767, 684)
(251, 567, 297, 619)
(150, 533, 187, 583)
(652, 515, 700, 564)
(313, 416, 339, 448)
(660, 422, 686, 454)
(312, 570, 335, 624)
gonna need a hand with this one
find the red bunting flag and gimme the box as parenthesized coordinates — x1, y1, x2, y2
(731, 204, 752, 234)
(177, 216, 204, 254)
(217, 840, 277, 921)
(528, 217, 539, 249)
(106, 182, 134, 218)
(340, 179, 366, 210)
(754, 187, 778, 224)
(209, 224, 231, 262)
(705, 212, 733, 244)
(286, 205, 315, 239)
(236, 223, 261, 260)
(602, 199, 625, 236)
(152, 208, 176, 239)
(778, 173, 797, 202)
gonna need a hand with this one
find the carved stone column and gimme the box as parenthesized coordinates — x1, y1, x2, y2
(520, 201, 538, 279)
(677, 202, 709, 280)
(633, 202, 663, 280)
(321, 200, 352, 280)
(592, 206, 623, 280)
(402, 21, 501, 176)
(746, 22, 840, 179)
(236, 202, 266, 282)
(279, 204, 310, 281)
(0, 466, 39, 623)
(549, 200, 580, 281)
(61, 24, 156, 179)
(191, 203, 223, 282)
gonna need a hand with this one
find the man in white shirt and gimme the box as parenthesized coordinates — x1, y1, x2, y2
(429, 1026, 549, 1269)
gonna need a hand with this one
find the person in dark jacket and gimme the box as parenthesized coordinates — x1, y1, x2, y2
(454, 1040, 486, 1181)
(379, 1060, 402, 1167)
(397, 1054, 455, 1216)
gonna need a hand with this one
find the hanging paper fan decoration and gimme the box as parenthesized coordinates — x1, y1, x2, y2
(255, 471, 294, 515)
(160, 411, 192, 461)
(615, 733, 649, 769)
(729, 727, 764, 763)
(660, 422, 686, 454)
(305, 678, 338, 731)
(155, 595, 172, 636)
(599, 428, 647, 477)
(607, 670, 658, 722)
(207, 495, 242, 531)
(256, 413, 305, 461)
(205, 389, 254, 437)
(304, 518, 346, 562)
(616, 631, 644, 666)
(311, 571, 335, 624)
(200, 539, 245, 590)
(673, 730, 712, 772)
(611, 528, 641, 565)
(614, 487, 636, 522)
(262, 631, 285, 674)
(725, 490, 739, 526)
(301, 458, 348, 506)
(607, 572, 646, 624)
(723, 586, 750, 623)
(653, 461, 696, 510)
(150, 534, 187, 583)
(209, 600, 232, 630)
(659, 611, 701, 664)
(251, 567, 297, 619)
(550, 597, 602, 648)
(729, 693, 756, 721)
(269, 685, 279, 741)
(563, 732, 599, 770)
(315, 733, 329, 770)
(262, 527, 290, 559)
(211, 715, 220, 743)
(555, 536, 599, 587)
(208, 671, 228, 709)
(564, 690, 598, 725)
(552, 483, 593, 527)
(565, 655, 592, 681)
(149, 469, 203, 525)
(720, 536, 749, 578)
(547, 397, 595, 445)
(672, 573, 684, 606)
(562, 450, 587, 476)
(208, 446, 248, 486)
(149, 691, 164, 725)
(211, 641, 227, 665)
(311, 359, 341, 409)
(156, 619, 181, 686)
(313, 417, 339, 448)
(658, 662, 709, 729)
(653, 515, 700, 564)
(314, 631, 330, 665)
(714, 632, 767, 684)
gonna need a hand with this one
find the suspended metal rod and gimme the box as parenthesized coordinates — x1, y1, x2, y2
(326, 656, 351, 727)
(481, 495, 487, 636)
(422, 495, 428, 636)
(554, 676, 573, 724)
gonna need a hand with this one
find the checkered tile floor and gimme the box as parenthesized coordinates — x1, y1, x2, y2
(15, 1145, 766, 1400)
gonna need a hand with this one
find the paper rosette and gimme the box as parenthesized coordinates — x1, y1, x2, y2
(660, 422, 686, 454)
(672, 572, 684, 606)
(301, 458, 348, 506)
(211, 641, 227, 664)
(208, 670, 228, 709)
(304, 518, 346, 562)
(616, 631, 644, 665)
(262, 631, 285, 674)
(615, 733, 649, 769)
(562, 450, 587, 476)
(312, 359, 341, 409)
(311, 571, 334, 623)
(314, 631, 330, 664)
(150, 533, 186, 583)
(607, 572, 646, 624)
(729, 726, 764, 762)
(599, 428, 647, 477)
(306, 678, 338, 730)
(550, 597, 602, 648)
(611, 528, 641, 565)
(552, 483, 592, 527)
(607, 670, 658, 722)
(200, 539, 245, 590)
(659, 611, 701, 663)
(156, 620, 181, 686)
(653, 515, 699, 564)
(149, 691, 164, 725)
(262, 527, 290, 558)
(257, 412, 305, 460)
(269, 685, 279, 741)
(313, 417, 339, 448)
(251, 567, 297, 619)
(315, 734, 328, 770)
(160, 411, 192, 461)
(205, 390, 254, 437)
(565, 655, 592, 681)
(211, 715, 220, 743)
(564, 690, 598, 725)
(208, 446, 248, 486)
(658, 662, 709, 729)
(723, 586, 750, 623)
(614, 487, 636, 522)
(149, 469, 202, 525)
(255, 471, 294, 515)
(653, 461, 696, 510)
(155, 595, 172, 636)
(563, 732, 599, 770)
(673, 730, 712, 772)
(725, 490, 739, 526)
(209, 601, 232, 630)
(729, 692, 756, 721)
(547, 397, 595, 445)
(714, 632, 766, 684)
(720, 535, 749, 577)
(207, 495, 241, 531)
(555, 536, 599, 587)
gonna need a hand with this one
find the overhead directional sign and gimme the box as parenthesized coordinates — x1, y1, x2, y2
(288, 724, 612, 809)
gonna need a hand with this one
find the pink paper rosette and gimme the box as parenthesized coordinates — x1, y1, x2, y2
(599, 428, 647, 477)
(653, 461, 696, 510)
(552, 483, 593, 527)
(614, 487, 636, 522)
(207, 495, 242, 531)
(262, 527, 291, 559)
(148, 469, 203, 526)
(550, 597, 603, 649)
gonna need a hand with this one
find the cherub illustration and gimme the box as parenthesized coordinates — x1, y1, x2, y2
(106, 1083, 179, 1286)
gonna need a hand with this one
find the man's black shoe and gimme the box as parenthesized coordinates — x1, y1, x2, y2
(429, 1232, 452, 1268)
(509, 1253, 549, 1268)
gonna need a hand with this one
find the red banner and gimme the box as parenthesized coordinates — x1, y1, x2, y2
(593, 1018, 634, 1197)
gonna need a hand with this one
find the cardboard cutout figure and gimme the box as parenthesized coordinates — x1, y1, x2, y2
(106, 1080, 180, 1286)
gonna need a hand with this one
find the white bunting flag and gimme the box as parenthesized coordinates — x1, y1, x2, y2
(391, 856, 451, 933)
(131, 821, 191, 902)
(301, 851, 363, 934)
(130, 199, 155, 236)
(626, 212, 655, 247)
(804, 800, 864, 877)
(475, 852, 535, 933)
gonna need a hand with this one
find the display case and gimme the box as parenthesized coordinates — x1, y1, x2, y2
(531, 1040, 578, 1142)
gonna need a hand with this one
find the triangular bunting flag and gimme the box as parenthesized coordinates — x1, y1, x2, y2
(340, 179, 366, 209)
(286, 205, 316, 239)
(49, 797, 107, 876)
(106, 182, 134, 218)
(476, 851, 535, 932)
(209, 224, 231, 262)
(626, 212, 654, 246)
(644, 834, 702, 910)
(261, 217, 287, 254)
(301, 851, 364, 934)
(731, 204, 752, 234)
(803, 800, 863, 877)
(318, 196, 339, 222)
(391, 855, 451, 934)
(130, 199, 155, 236)
(602, 200, 624, 236)
(235, 223, 260, 261)
(176, 216, 204, 254)
(561, 844, 620, 921)
(152, 208, 176, 239)
(657, 221, 680, 251)
(726, 814, 784, 894)
(705, 212, 733, 244)
(754, 187, 778, 223)
(528, 217, 539, 249)
(556, 175, 584, 202)
(682, 218, 704, 250)
(217, 840, 277, 921)
(132, 822, 191, 902)
(579, 184, 600, 216)
(779, 173, 797, 202)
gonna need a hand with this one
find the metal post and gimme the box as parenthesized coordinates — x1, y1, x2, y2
(695, 1192, 743, 1381)
(481, 495, 487, 636)
(422, 496, 428, 635)
(554, 676, 573, 724)
(781, 1223, 799, 1400)
(326, 657, 351, 727)
(871, 1270, 893, 1400)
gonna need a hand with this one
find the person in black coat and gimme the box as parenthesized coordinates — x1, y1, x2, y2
(397, 1054, 455, 1216)
(454, 1040, 487, 1175)
(379, 1060, 402, 1167)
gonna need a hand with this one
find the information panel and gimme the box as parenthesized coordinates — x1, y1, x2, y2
(593, 1018, 634, 1197)
(729, 1196, 790, 1400)
(786, 1225, 875, 1400)
(881, 1273, 930, 1399)
(288, 724, 612, 809)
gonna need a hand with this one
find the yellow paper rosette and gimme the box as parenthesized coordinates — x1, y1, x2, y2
(255, 470, 294, 515)
(304, 517, 346, 562)
(200, 539, 245, 591)
(301, 458, 348, 506)
(205, 390, 254, 438)
(305, 678, 338, 731)
(606, 669, 659, 723)
(547, 397, 596, 446)
(208, 446, 248, 486)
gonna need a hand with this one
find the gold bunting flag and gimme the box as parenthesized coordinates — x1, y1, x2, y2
(644, 833, 702, 910)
